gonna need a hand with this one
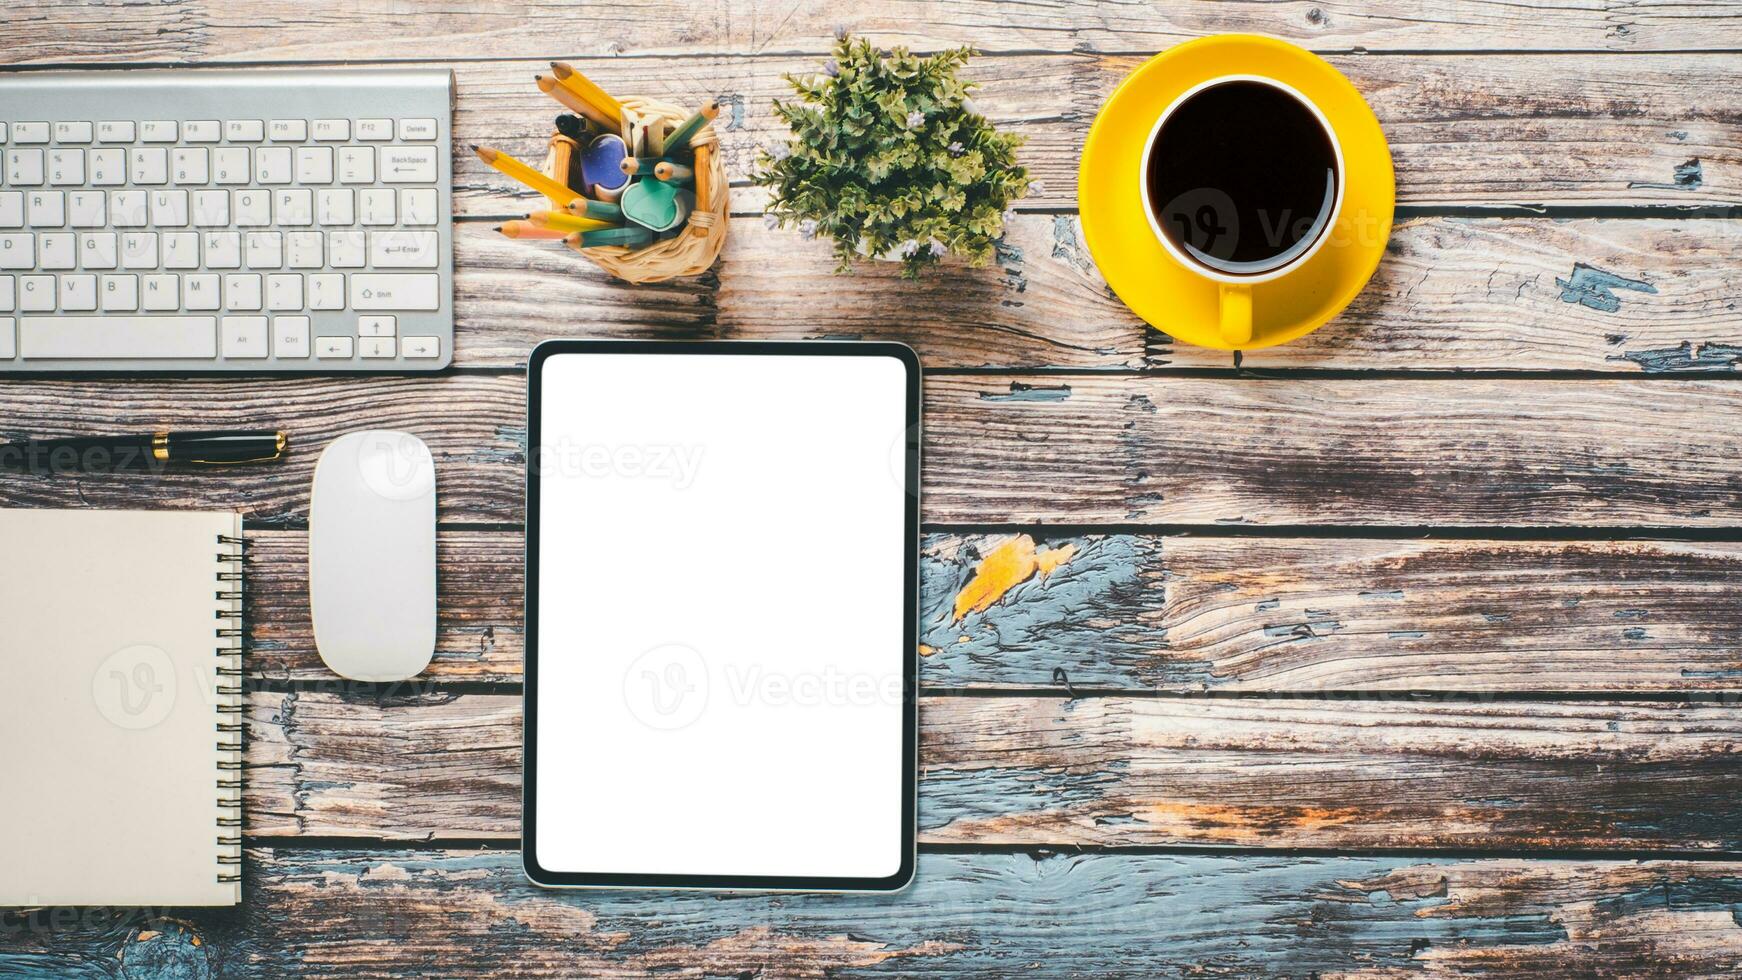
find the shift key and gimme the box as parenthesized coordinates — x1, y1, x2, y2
(350, 274, 439, 311)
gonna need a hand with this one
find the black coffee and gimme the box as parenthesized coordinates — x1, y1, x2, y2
(1145, 80, 1338, 275)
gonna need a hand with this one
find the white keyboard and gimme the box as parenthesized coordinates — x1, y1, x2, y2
(0, 68, 454, 372)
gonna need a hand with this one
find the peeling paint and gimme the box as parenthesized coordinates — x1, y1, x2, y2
(981, 381, 1071, 402)
(1611, 340, 1742, 373)
(1557, 263, 1657, 313)
(1359, 589, 1405, 600)
(1628, 157, 1703, 190)
(951, 534, 1077, 621)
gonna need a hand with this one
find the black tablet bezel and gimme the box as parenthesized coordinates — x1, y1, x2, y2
(523, 339, 920, 891)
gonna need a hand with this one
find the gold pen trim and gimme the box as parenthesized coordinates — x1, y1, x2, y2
(151, 432, 170, 462)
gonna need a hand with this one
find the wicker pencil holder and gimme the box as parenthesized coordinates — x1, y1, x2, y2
(543, 95, 727, 284)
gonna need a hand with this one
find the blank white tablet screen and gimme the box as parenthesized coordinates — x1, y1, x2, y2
(534, 351, 910, 880)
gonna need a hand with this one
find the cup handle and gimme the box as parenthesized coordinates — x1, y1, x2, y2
(1219, 283, 1253, 347)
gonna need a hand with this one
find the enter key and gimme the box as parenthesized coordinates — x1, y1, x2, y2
(368, 230, 440, 268)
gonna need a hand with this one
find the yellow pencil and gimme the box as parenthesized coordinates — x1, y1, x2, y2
(473, 145, 581, 205)
(496, 220, 569, 240)
(534, 74, 614, 130)
(549, 62, 623, 126)
(526, 209, 618, 233)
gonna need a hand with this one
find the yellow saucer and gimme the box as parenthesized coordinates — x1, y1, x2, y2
(1079, 35, 1395, 351)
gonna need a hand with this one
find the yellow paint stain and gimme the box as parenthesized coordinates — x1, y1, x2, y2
(952, 535, 1078, 622)
(918, 644, 936, 657)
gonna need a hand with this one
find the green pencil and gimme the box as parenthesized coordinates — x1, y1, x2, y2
(569, 226, 655, 248)
(663, 101, 719, 156)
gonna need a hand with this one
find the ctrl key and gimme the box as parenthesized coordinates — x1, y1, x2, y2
(0, 317, 14, 359)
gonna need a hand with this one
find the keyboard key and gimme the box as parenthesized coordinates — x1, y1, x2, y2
(369, 230, 439, 268)
(317, 188, 354, 225)
(79, 232, 117, 269)
(402, 336, 441, 359)
(89, 148, 125, 185)
(400, 188, 439, 226)
(140, 121, 178, 143)
(21, 315, 217, 359)
(255, 146, 292, 184)
(204, 231, 242, 269)
(28, 191, 65, 227)
(20, 275, 55, 311)
(350, 273, 439, 311)
(328, 230, 366, 268)
(101, 274, 137, 311)
(142, 274, 179, 310)
(193, 189, 230, 227)
(0, 194, 19, 228)
(68, 191, 106, 227)
(97, 121, 136, 143)
(0, 277, 12, 311)
(162, 232, 199, 269)
(13, 123, 49, 144)
(398, 118, 438, 141)
(233, 189, 270, 226)
(213, 146, 250, 184)
(183, 273, 220, 310)
(316, 335, 355, 358)
(274, 315, 311, 357)
(184, 120, 221, 143)
(7, 149, 44, 185)
(267, 273, 303, 311)
(246, 232, 283, 269)
(296, 146, 333, 184)
(38, 233, 74, 270)
(274, 188, 313, 226)
(286, 231, 323, 269)
(60, 274, 97, 311)
(54, 121, 93, 144)
(222, 316, 269, 357)
(269, 119, 307, 142)
(224, 273, 262, 310)
(360, 336, 396, 358)
(338, 146, 375, 184)
(109, 190, 148, 227)
(121, 232, 158, 268)
(130, 147, 167, 184)
(359, 315, 396, 337)
(225, 119, 265, 143)
(358, 188, 395, 225)
(307, 273, 344, 310)
(48, 148, 85, 185)
(172, 147, 209, 184)
(379, 145, 438, 183)
(150, 189, 188, 227)
(0, 318, 11, 360)
(356, 119, 393, 141)
(0, 234, 35, 270)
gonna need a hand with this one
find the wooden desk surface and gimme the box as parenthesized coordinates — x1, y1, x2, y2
(4, 3, 1742, 976)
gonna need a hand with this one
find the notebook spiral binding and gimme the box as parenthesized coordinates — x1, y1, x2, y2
(215, 532, 245, 887)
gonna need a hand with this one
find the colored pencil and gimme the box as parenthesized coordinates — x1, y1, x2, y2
(496, 220, 568, 240)
(535, 74, 614, 129)
(565, 197, 625, 222)
(549, 62, 624, 126)
(662, 101, 718, 156)
(473, 144, 581, 205)
(652, 160, 694, 183)
(526, 209, 618, 233)
(619, 156, 670, 176)
(567, 226, 655, 248)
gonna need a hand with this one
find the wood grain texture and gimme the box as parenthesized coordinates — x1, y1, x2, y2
(244, 530, 1742, 691)
(7, 0, 1742, 63)
(11, 851, 1735, 977)
(242, 691, 1742, 850)
(7, 375, 1742, 527)
(2, 54, 1708, 215)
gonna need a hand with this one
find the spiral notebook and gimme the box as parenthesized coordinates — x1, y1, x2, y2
(0, 510, 244, 907)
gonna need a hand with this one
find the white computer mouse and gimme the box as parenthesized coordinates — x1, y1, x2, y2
(310, 430, 437, 681)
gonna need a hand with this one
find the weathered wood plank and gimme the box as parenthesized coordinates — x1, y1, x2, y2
(7, 375, 1742, 527)
(11, 850, 1738, 977)
(244, 531, 1742, 691)
(396, 215, 1742, 373)
(243, 691, 1742, 851)
(7, 0, 1742, 63)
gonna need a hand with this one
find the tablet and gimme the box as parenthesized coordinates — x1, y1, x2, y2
(524, 340, 920, 891)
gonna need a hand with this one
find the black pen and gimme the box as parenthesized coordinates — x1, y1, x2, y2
(0, 430, 289, 472)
